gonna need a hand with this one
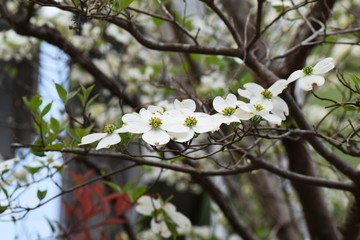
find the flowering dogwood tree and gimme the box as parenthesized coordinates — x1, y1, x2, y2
(0, 1, 359, 240)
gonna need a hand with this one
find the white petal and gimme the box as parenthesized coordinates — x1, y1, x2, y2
(161, 115, 189, 133)
(171, 212, 192, 232)
(235, 108, 253, 120)
(225, 93, 238, 106)
(174, 99, 196, 112)
(135, 196, 161, 215)
(237, 88, 253, 99)
(243, 82, 264, 95)
(193, 116, 218, 133)
(139, 108, 153, 121)
(213, 96, 227, 112)
(79, 133, 107, 145)
(287, 70, 304, 83)
(262, 114, 282, 125)
(147, 105, 164, 114)
(96, 133, 121, 150)
(313, 58, 335, 75)
(142, 129, 170, 146)
(114, 127, 128, 133)
(151, 218, 171, 238)
(122, 113, 151, 134)
(168, 130, 194, 142)
(223, 115, 241, 124)
(298, 75, 325, 91)
(268, 79, 288, 96)
(271, 97, 289, 120)
(250, 97, 273, 111)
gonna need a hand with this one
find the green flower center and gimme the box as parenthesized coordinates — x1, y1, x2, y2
(184, 116, 197, 127)
(261, 89, 273, 99)
(149, 117, 162, 128)
(104, 124, 116, 134)
(302, 65, 313, 75)
(222, 107, 236, 116)
(253, 104, 264, 112)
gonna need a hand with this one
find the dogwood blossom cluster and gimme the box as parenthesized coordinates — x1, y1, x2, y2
(79, 58, 334, 149)
(135, 195, 192, 238)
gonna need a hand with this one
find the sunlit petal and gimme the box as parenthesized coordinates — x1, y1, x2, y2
(142, 129, 170, 146)
(213, 96, 227, 112)
(298, 75, 325, 91)
(174, 99, 196, 112)
(122, 113, 151, 133)
(243, 82, 264, 95)
(313, 57, 335, 75)
(168, 130, 194, 142)
(79, 133, 107, 145)
(262, 114, 282, 125)
(287, 70, 304, 83)
(135, 196, 161, 215)
(96, 133, 121, 150)
(269, 79, 288, 95)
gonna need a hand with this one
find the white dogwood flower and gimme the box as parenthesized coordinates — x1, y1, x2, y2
(165, 99, 217, 142)
(287, 58, 335, 91)
(79, 124, 124, 150)
(0, 158, 18, 173)
(135, 196, 192, 238)
(237, 100, 282, 125)
(122, 108, 186, 146)
(212, 94, 250, 125)
(237, 80, 289, 120)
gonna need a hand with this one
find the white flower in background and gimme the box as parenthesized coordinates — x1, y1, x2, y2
(287, 58, 335, 91)
(0, 158, 18, 173)
(165, 99, 217, 142)
(79, 124, 124, 150)
(135, 196, 192, 238)
(268, 0, 292, 8)
(212, 94, 251, 125)
(135, 195, 161, 216)
(237, 100, 282, 125)
(237, 80, 289, 120)
(200, 73, 226, 91)
(122, 108, 186, 146)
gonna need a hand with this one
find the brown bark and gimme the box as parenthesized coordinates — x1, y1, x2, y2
(249, 171, 302, 240)
(283, 138, 341, 240)
(342, 196, 360, 240)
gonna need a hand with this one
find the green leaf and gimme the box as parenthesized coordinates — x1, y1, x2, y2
(55, 83, 67, 103)
(45, 217, 56, 233)
(37, 189, 47, 201)
(45, 144, 64, 151)
(50, 117, 60, 134)
(29, 95, 42, 111)
(0, 185, 9, 199)
(113, 0, 134, 10)
(122, 181, 133, 194)
(65, 90, 79, 103)
(24, 166, 43, 175)
(41, 102, 53, 117)
(30, 146, 46, 157)
(343, 105, 358, 111)
(103, 180, 122, 193)
(129, 186, 146, 201)
(0, 205, 8, 214)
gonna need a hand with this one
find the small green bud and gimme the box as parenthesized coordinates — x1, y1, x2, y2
(253, 104, 264, 112)
(222, 107, 236, 116)
(302, 66, 313, 75)
(261, 89, 273, 99)
(104, 124, 116, 134)
(149, 117, 162, 128)
(184, 116, 197, 127)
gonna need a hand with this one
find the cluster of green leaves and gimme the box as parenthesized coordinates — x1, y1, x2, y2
(23, 94, 67, 156)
